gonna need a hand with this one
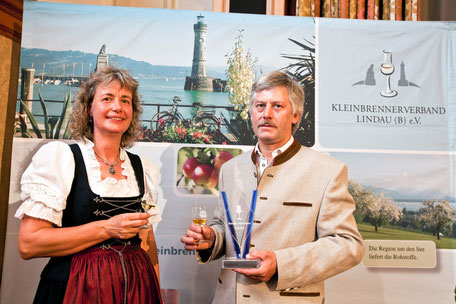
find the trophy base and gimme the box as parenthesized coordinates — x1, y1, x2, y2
(222, 258, 260, 269)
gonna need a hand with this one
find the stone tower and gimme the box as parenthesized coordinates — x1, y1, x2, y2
(184, 15, 214, 91)
(96, 44, 109, 71)
(192, 15, 207, 78)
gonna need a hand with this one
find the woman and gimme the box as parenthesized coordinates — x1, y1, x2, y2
(15, 66, 163, 303)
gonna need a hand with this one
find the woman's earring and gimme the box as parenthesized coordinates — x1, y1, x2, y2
(89, 116, 93, 124)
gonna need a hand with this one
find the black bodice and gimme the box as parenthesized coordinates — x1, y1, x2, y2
(40, 143, 145, 282)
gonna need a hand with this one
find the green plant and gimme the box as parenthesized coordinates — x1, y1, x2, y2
(281, 37, 315, 147)
(220, 111, 256, 145)
(18, 90, 72, 139)
(15, 113, 30, 138)
(163, 122, 213, 144)
(223, 30, 257, 145)
(140, 121, 216, 144)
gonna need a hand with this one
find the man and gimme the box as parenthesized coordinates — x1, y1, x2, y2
(181, 71, 364, 303)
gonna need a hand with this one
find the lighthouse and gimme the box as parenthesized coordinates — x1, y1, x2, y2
(191, 15, 207, 78)
(184, 15, 214, 91)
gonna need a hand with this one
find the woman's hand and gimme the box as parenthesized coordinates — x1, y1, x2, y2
(104, 213, 150, 239)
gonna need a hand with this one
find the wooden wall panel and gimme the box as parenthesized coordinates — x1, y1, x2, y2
(0, 0, 22, 288)
(0, 0, 22, 43)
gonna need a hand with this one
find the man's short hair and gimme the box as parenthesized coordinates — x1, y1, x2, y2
(249, 71, 304, 134)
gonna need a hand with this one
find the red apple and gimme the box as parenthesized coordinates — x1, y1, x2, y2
(213, 151, 234, 174)
(192, 164, 218, 189)
(182, 157, 200, 179)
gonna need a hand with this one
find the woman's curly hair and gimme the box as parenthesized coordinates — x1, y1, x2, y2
(70, 66, 142, 148)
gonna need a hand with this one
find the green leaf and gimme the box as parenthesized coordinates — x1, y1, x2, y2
(186, 150, 195, 159)
(19, 98, 42, 138)
(18, 114, 32, 138)
(206, 147, 217, 158)
(49, 117, 59, 139)
(38, 90, 50, 138)
(62, 119, 71, 139)
(220, 113, 240, 140)
(197, 149, 213, 164)
(288, 38, 315, 53)
(54, 91, 72, 139)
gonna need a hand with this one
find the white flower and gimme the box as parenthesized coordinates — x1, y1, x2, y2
(225, 30, 257, 121)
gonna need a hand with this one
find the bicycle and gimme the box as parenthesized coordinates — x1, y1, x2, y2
(150, 96, 184, 131)
(192, 104, 221, 134)
(150, 96, 221, 133)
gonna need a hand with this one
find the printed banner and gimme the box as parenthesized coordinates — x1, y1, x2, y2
(2, 2, 455, 304)
(317, 18, 453, 151)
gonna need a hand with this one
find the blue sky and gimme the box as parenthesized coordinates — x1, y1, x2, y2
(23, 1, 315, 69)
(332, 152, 455, 199)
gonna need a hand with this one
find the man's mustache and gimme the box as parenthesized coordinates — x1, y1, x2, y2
(258, 119, 276, 127)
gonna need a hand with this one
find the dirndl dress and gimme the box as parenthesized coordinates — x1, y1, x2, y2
(32, 144, 162, 304)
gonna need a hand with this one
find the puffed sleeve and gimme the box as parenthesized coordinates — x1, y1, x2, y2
(141, 156, 162, 225)
(15, 141, 75, 227)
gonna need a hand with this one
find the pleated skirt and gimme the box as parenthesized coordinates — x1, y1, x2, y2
(34, 245, 162, 304)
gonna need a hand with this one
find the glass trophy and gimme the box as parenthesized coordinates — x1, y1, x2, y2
(220, 190, 260, 269)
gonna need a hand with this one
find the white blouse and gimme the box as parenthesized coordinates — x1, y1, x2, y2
(15, 139, 161, 227)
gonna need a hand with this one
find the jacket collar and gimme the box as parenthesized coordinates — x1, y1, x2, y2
(251, 138, 301, 167)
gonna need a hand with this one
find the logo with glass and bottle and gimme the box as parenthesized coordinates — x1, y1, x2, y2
(352, 49, 421, 98)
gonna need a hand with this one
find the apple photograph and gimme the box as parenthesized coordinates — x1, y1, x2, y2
(176, 146, 243, 195)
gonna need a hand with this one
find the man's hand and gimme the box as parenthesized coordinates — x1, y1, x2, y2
(180, 223, 215, 250)
(233, 250, 277, 282)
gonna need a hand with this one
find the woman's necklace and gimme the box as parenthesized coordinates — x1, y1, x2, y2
(94, 150, 119, 175)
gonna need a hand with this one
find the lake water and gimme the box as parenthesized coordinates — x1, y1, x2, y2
(17, 77, 231, 127)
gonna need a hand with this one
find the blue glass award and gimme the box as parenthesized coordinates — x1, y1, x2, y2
(220, 190, 260, 269)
